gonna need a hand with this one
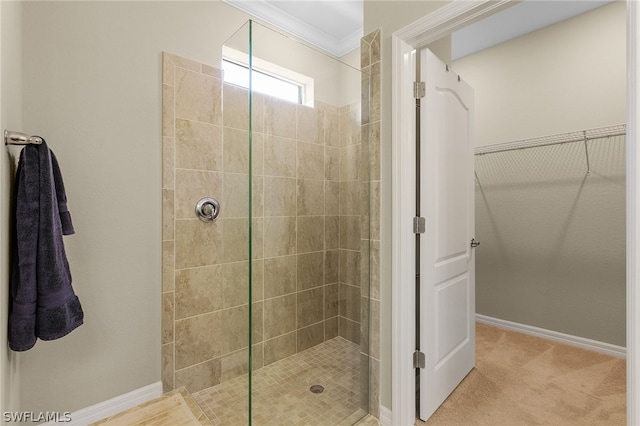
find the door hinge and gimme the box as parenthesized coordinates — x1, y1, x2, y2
(413, 350, 425, 369)
(413, 216, 425, 234)
(413, 81, 425, 99)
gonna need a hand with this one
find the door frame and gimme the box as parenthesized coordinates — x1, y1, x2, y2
(390, 1, 639, 425)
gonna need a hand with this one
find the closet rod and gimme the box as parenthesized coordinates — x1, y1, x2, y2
(475, 124, 626, 156)
(4, 129, 43, 146)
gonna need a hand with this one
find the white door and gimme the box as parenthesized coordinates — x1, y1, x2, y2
(418, 48, 476, 421)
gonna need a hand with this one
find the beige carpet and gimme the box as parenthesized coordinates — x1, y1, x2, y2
(91, 388, 211, 426)
(419, 323, 626, 425)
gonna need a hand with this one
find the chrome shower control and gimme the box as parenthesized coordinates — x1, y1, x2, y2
(195, 197, 221, 222)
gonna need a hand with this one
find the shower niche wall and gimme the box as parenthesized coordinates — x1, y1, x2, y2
(162, 20, 373, 425)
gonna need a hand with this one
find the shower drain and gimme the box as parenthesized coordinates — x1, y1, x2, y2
(309, 384, 325, 394)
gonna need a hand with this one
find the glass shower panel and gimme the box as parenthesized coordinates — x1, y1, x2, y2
(222, 19, 371, 425)
(214, 21, 252, 425)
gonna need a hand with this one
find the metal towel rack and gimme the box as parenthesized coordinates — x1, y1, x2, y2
(4, 129, 43, 146)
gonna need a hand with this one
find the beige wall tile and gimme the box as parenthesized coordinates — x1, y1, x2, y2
(263, 332, 296, 366)
(175, 358, 222, 393)
(297, 323, 324, 352)
(325, 181, 340, 217)
(252, 343, 264, 371)
(264, 255, 296, 299)
(325, 317, 338, 340)
(263, 217, 296, 257)
(370, 240, 380, 301)
(325, 146, 340, 181)
(325, 283, 339, 318)
(252, 301, 264, 344)
(252, 93, 266, 135)
(325, 216, 339, 251)
(163, 189, 174, 241)
(251, 258, 264, 302)
(297, 252, 324, 290)
(175, 119, 222, 171)
(264, 135, 296, 178)
(369, 120, 381, 181)
(264, 294, 296, 339)
(162, 84, 174, 138)
(297, 105, 324, 144)
(175, 265, 222, 320)
(297, 179, 324, 216)
(222, 173, 249, 218)
(297, 216, 324, 253)
(339, 283, 361, 322)
(252, 176, 265, 218)
(339, 249, 361, 288)
(222, 261, 249, 309)
(163, 137, 175, 189)
(175, 67, 222, 125)
(162, 292, 174, 345)
(221, 348, 249, 383)
(222, 304, 249, 354)
(174, 169, 222, 220)
(339, 317, 360, 345)
(175, 311, 222, 370)
(163, 241, 175, 292)
(265, 97, 296, 138)
(223, 83, 249, 130)
(325, 250, 339, 284)
(340, 180, 362, 217)
(370, 62, 381, 123)
(340, 144, 362, 182)
(161, 343, 174, 393)
(370, 181, 380, 241)
(264, 176, 296, 217)
(370, 298, 380, 360)
(339, 216, 361, 251)
(325, 110, 340, 147)
(175, 219, 223, 269)
(162, 52, 175, 86)
(252, 218, 264, 260)
(297, 287, 324, 329)
(223, 127, 249, 174)
(223, 218, 249, 263)
(167, 53, 201, 72)
(297, 141, 325, 180)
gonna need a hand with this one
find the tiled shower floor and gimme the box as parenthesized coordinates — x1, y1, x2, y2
(193, 337, 367, 425)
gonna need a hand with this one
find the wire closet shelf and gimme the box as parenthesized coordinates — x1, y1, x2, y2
(474, 124, 626, 156)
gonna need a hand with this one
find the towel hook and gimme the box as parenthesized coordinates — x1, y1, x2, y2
(5, 129, 43, 146)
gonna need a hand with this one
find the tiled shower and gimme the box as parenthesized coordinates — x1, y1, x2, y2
(161, 23, 381, 423)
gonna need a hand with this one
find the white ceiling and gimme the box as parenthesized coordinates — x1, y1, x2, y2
(223, 0, 614, 59)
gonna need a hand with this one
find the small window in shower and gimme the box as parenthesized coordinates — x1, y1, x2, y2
(222, 47, 314, 106)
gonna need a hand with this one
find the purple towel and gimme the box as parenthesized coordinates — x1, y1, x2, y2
(9, 140, 83, 351)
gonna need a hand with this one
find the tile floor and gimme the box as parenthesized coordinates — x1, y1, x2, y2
(193, 337, 368, 425)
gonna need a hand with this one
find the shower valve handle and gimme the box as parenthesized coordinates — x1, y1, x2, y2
(195, 197, 221, 222)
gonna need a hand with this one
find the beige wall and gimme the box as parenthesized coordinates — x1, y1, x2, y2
(1, 2, 23, 422)
(453, 1, 626, 147)
(453, 1, 626, 346)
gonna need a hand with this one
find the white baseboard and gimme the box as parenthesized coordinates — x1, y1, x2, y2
(378, 405, 392, 426)
(42, 381, 163, 426)
(476, 314, 627, 358)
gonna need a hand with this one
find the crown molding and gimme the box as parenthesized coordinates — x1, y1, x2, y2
(222, 0, 362, 58)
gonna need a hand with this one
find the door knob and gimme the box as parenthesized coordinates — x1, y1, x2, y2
(470, 238, 480, 248)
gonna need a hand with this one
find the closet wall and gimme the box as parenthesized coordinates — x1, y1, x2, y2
(453, 1, 626, 346)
